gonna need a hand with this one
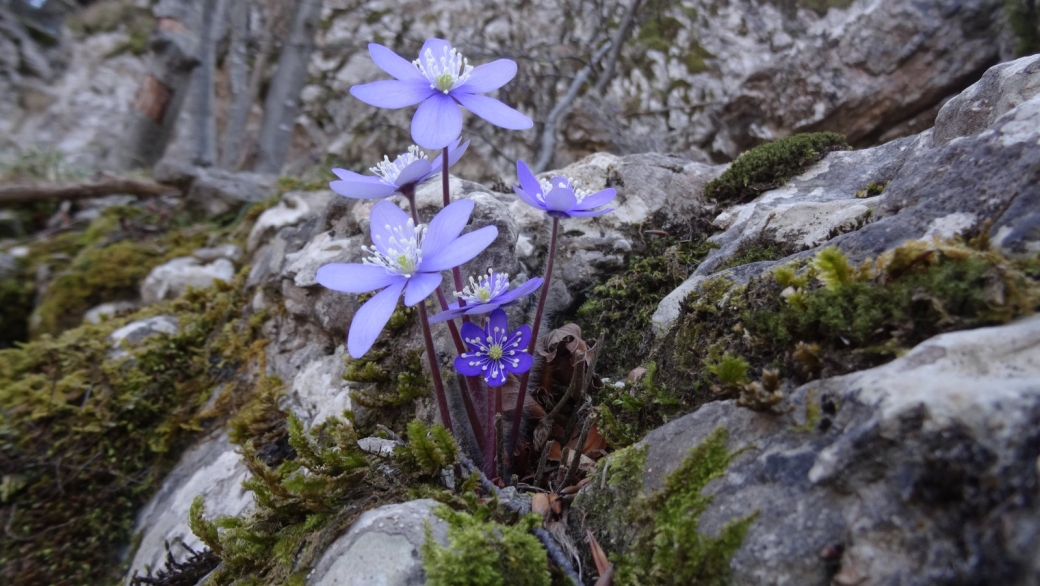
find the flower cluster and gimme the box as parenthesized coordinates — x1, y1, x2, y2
(317, 37, 617, 476)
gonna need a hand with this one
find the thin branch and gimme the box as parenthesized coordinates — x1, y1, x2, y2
(532, 41, 613, 174)
(594, 0, 642, 94)
(0, 174, 181, 204)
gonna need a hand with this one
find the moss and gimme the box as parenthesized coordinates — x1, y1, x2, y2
(681, 39, 715, 74)
(716, 235, 798, 272)
(0, 271, 261, 586)
(577, 428, 755, 586)
(855, 181, 887, 198)
(1005, 0, 1040, 57)
(598, 362, 681, 447)
(792, 390, 821, 433)
(707, 353, 749, 386)
(575, 236, 716, 378)
(423, 506, 550, 586)
(396, 420, 459, 479)
(704, 132, 850, 204)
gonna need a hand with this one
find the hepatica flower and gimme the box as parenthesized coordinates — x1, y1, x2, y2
(330, 139, 469, 199)
(350, 39, 533, 150)
(454, 308, 532, 387)
(429, 269, 542, 323)
(317, 199, 498, 358)
(513, 160, 617, 218)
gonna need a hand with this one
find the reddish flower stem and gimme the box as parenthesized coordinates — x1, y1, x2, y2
(486, 384, 498, 477)
(509, 216, 559, 456)
(416, 302, 453, 433)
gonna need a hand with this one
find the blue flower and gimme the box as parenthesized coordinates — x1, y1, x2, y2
(429, 269, 542, 324)
(454, 308, 533, 387)
(350, 39, 533, 150)
(512, 159, 617, 218)
(330, 139, 469, 199)
(317, 199, 498, 358)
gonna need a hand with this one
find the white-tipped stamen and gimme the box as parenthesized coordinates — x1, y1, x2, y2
(534, 176, 591, 205)
(363, 219, 426, 277)
(455, 268, 511, 304)
(413, 46, 473, 94)
(370, 145, 428, 186)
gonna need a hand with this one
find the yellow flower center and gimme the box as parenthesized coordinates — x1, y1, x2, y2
(488, 344, 503, 360)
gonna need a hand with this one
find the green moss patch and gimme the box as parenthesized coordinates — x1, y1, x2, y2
(0, 273, 262, 586)
(576, 236, 716, 379)
(576, 427, 755, 585)
(715, 235, 799, 272)
(705, 132, 850, 204)
(423, 506, 550, 586)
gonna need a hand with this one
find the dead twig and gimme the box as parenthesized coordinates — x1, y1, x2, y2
(0, 173, 181, 204)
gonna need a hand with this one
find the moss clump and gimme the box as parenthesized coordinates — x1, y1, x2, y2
(1005, 0, 1040, 57)
(0, 273, 261, 586)
(397, 420, 459, 479)
(855, 181, 887, 198)
(423, 506, 550, 586)
(576, 236, 716, 378)
(577, 428, 755, 586)
(598, 362, 681, 447)
(705, 132, 850, 204)
(716, 236, 798, 272)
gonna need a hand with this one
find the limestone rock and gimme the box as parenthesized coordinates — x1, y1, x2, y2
(306, 500, 448, 586)
(108, 315, 178, 359)
(932, 54, 1040, 146)
(586, 315, 1040, 585)
(84, 300, 137, 324)
(140, 257, 236, 305)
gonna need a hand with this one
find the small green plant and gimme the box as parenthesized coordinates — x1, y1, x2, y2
(704, 132, 850, 204)
(812, 246, 854, 291)
(855, 181, 887, 198)
(423, 506, 550, 586)
(707, 353, 750, 386)
(397, 420, 459, 478)
(598, 362, 681, 447)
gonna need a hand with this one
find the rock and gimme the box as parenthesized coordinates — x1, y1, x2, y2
(152, 161, 280, 217)
(579, 315, 1040, 585)
(285, 344, 354, 429)
(125, 433, 252, 583)
(193, 244, 243, 263)
(306, 499, 448, 586)
(109, 315, 178, 359)
(140, 257, 236, 305)
(84, 300, 137, 324)
(932, 54, 1040, 146)
(247, 190, 338, 253)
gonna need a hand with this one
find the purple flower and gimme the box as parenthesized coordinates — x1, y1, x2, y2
(513, 159, 617, 218)
(350, 39, 533, 150)
(330, 139, 469, 200)
(429, 269, 542, 324)
(317, 199, 498, 358)
(454, 308, 533, 387)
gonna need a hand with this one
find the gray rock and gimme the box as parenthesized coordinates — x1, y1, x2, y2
(140, 257, 236, 305)
(580, 315, 1040, 586)
(306, 499, 449, 586)
(193, 244, 243, 263)
(125, 433, 252, 584)
(247, 190, 337, 253)
(285, 344, 354, 429)
(109, 315, 178, 359)
(932, 54, 1040, 146)
(84, 300, 137, 324)
(151, 162, 280, 217)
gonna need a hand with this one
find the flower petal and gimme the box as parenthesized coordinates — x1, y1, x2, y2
(511, 185, 545, 211)
(493, 277, 543, 305)
(447, 140, 470, 167)
(484, 362, 507, 387)
(395, 158, 434, 187)
(347, 280, 405, 358)
(544, 184, 578, 213)
(369, 200, 412, 256)
(351, 79, 435, 109)
(422, 199, 474, 260)
(412, 94, 463, 149)
(460, 321, 486, 349)
(516, 160, 542, 197)
(419, 38, 453, 59)
(429, 306, 465, 324)
(508, 324, 532, 353)
(488, 308, 509, 339)
(574, 187, 617, 211)
(369, 43, 424, 81)
(317, 263, 397, 293)
(454, 354, 485, 377)
(453, 93, 532, 130)
(332, 168, 366, 181)
(566, 207, 615, 218)
(330, 176, 397, 199)
(421, 225, 498, 272)
(506, 351, 533, 375)
(404, 272, 443, 306)
(455, 59, 517, 94)
(462, 302, 499, 316)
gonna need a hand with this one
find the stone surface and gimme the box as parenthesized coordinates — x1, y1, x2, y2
(306, 499, 448, 586)
(109, 315, 178, 359)
(140, 257, 236, 305)
(125, 433, 252, 583)
(193, 244, 243, 263)
(84, 300, 138, 324)
(596, 315, 1040, 586)
(932, 54, 1040, 146)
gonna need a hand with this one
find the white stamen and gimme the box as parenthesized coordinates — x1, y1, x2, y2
(370, 145, 428, 186)
(535, 176, 591, 204)
(362, 219, 426, 277)
(413, 46, 473, 94)
(456, 268, 511, 304)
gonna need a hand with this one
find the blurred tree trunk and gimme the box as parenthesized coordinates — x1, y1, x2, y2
(191, 0, 229, 167)
(253, 0, 323, 174)
(113, 0, 201, 170)
(219, 0, 251, 169)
